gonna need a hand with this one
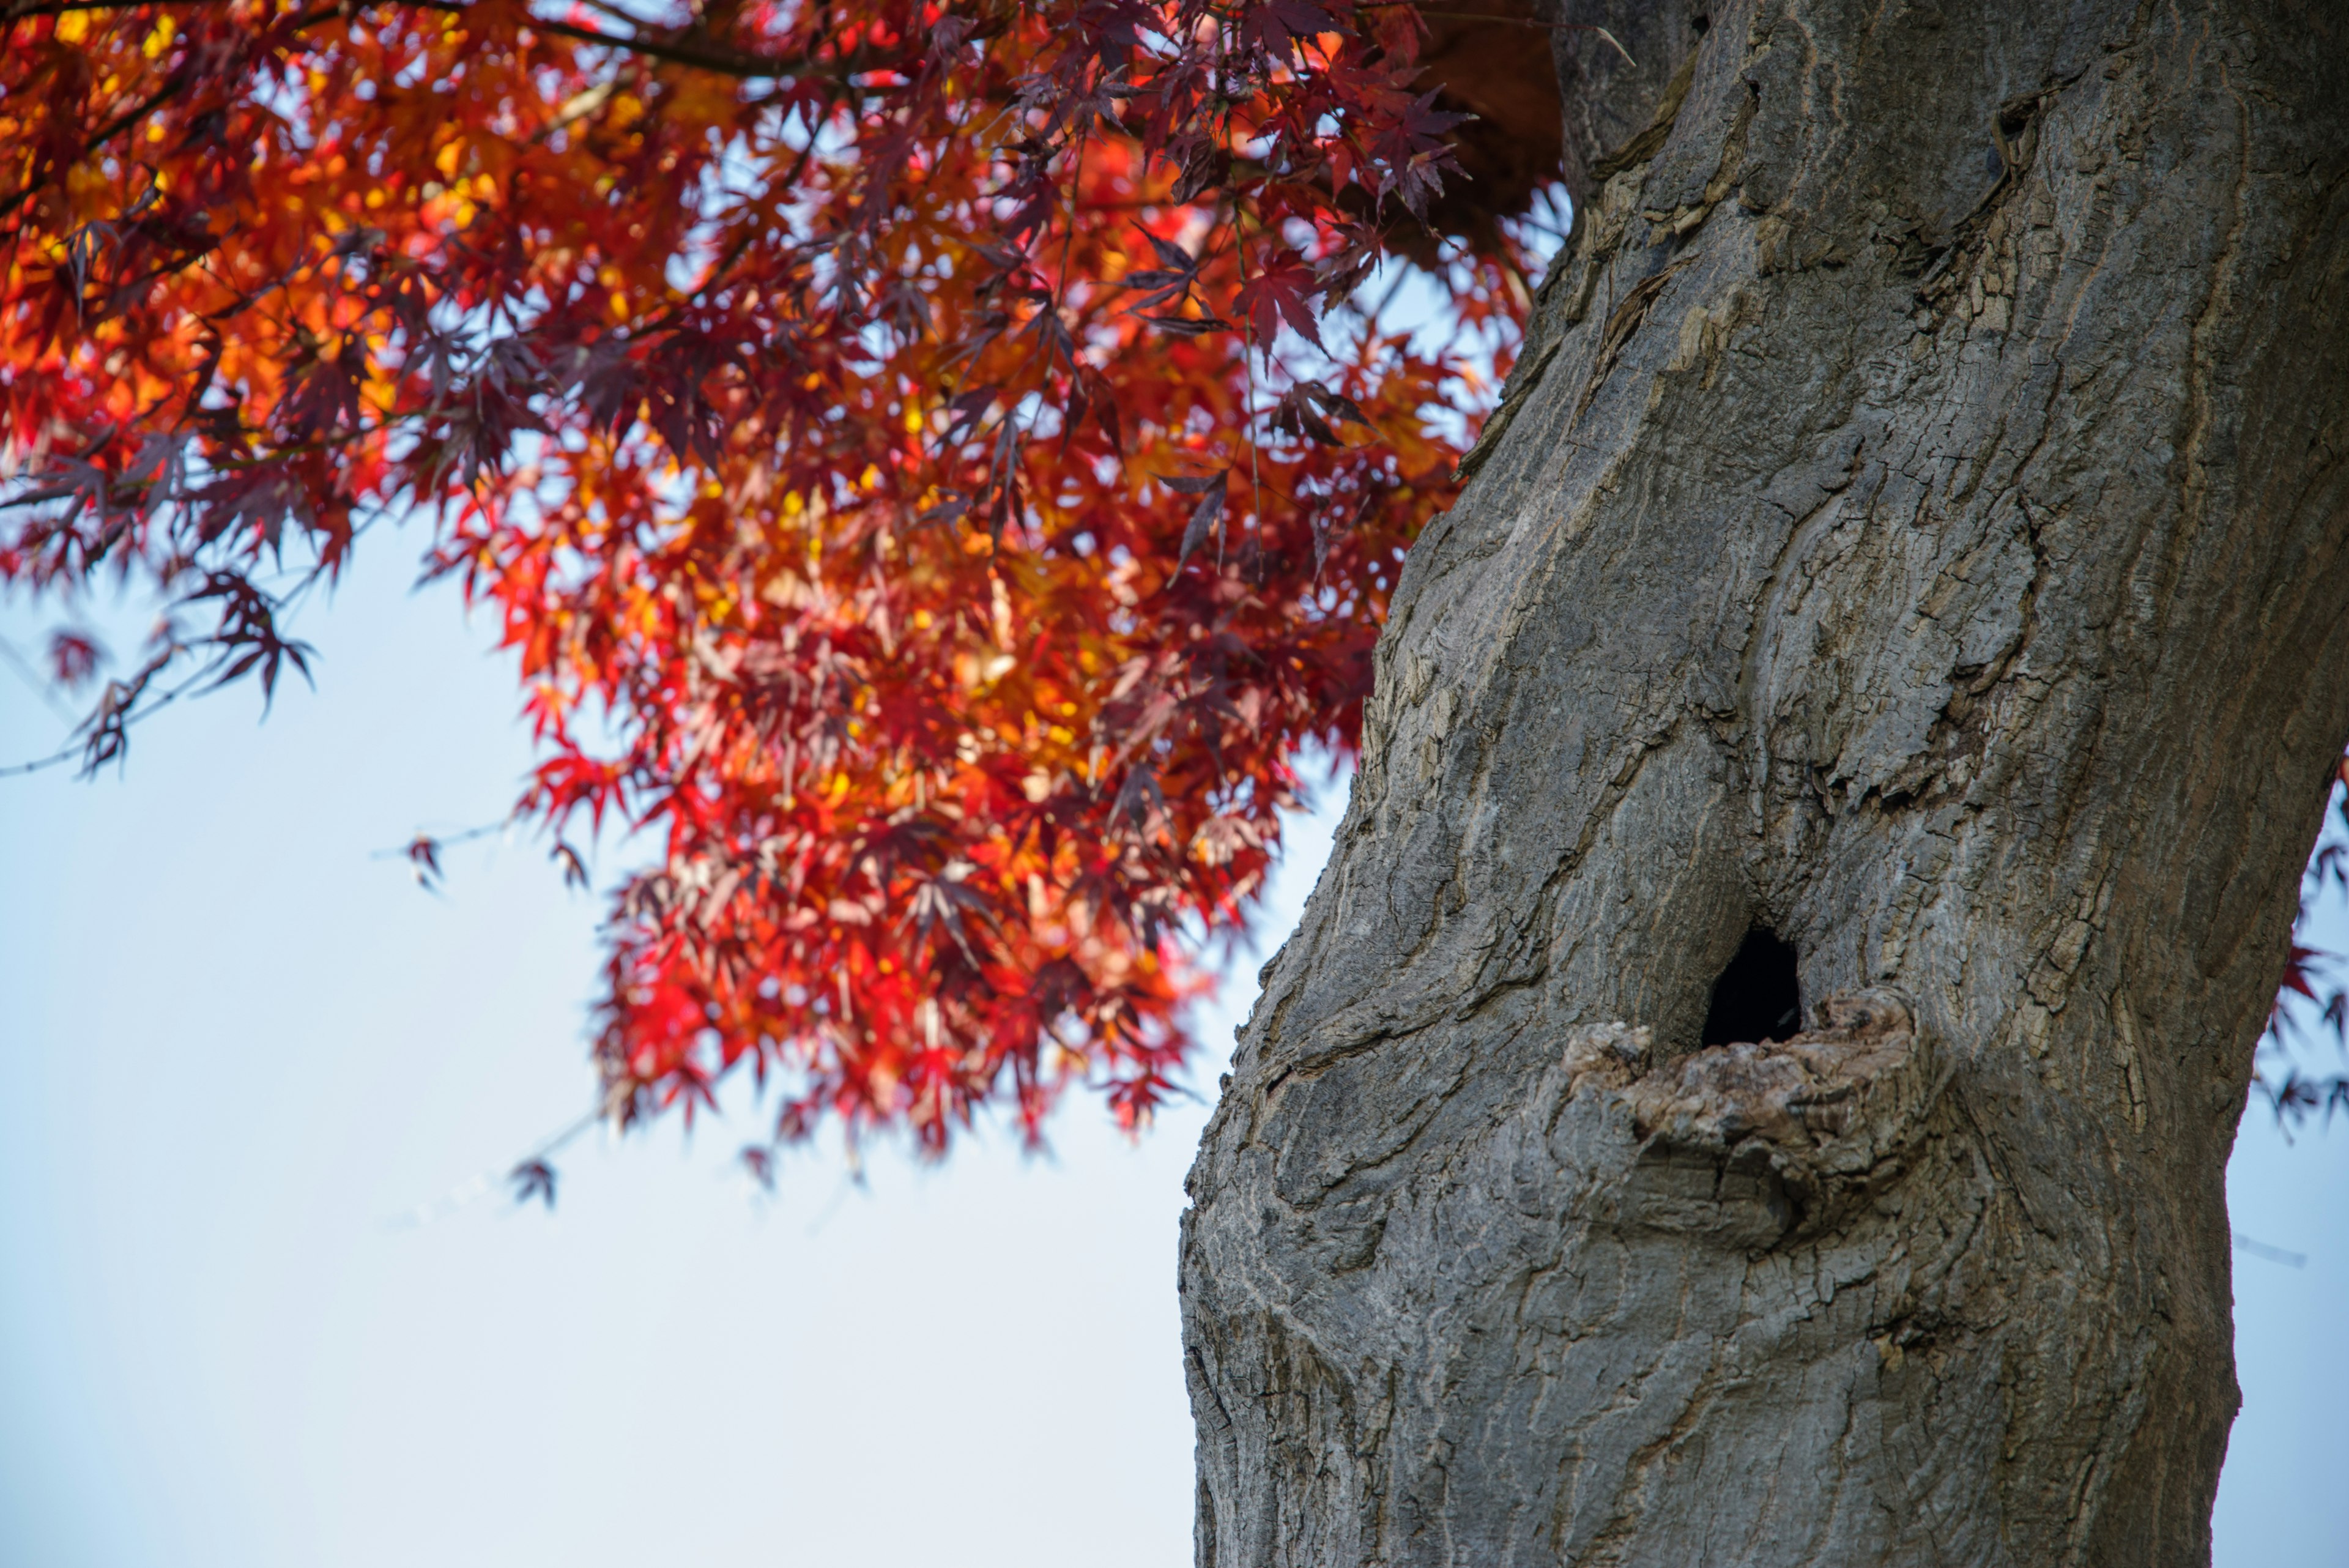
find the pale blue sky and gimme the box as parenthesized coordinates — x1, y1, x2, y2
(1, 543, 2340, 1566)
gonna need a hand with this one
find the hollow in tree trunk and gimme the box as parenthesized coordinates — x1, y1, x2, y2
(1180, 1, 2349, 1562)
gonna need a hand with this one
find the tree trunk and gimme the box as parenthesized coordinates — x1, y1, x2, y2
(1179, 1, 2349, 1563)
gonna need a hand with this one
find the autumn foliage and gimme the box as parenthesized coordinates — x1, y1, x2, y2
(13, 1, 2342, 1173)
(1, 0, 1542, 1157)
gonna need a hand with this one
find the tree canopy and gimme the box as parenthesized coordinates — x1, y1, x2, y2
(3, 0, 2338, 1176)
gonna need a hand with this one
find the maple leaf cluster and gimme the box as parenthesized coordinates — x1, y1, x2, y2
(2259, 757, 2349, 1131)
(2, 0, 1536, 1154)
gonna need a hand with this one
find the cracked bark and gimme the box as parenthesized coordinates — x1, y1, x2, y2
(1179, 1, 2349, 1563)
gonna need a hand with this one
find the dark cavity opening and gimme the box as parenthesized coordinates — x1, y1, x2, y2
(1701, 930, 1803, 1046)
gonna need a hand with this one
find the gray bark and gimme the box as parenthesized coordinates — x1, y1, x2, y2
(1181, 2, 2349, 1564)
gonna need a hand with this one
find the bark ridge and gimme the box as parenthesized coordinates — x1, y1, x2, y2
(1182, 1, 2349, 1562)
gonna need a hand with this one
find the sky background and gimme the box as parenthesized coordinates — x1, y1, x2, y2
(2, 541, 2343, 1567)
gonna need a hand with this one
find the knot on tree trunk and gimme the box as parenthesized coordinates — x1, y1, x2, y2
(1561, 990, 1945, 1245)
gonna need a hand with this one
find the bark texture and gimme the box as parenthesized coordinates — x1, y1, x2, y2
(1180, 2, 2349, 1564)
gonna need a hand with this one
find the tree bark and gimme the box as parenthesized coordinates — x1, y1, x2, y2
(1180, 1, 2349, 1564)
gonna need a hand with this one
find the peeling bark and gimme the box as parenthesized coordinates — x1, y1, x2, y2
(1180, 1, 2349, 1563)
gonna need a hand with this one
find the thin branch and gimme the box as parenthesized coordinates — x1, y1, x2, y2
(0, 81, 180, 225)
(391, 0, 864, 83)
(0, 741, 81, 779)
(2234, 1233, 2308, 1268)
(367, 814, 516, 863)
(4, 0, 204, 17)
(0, 634, 80, 724)
(527, 14, 812, 78)
(381, 1105, 602, 1228)
(1354, 5, 1637, 67)
(0, 656, 209, 778)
